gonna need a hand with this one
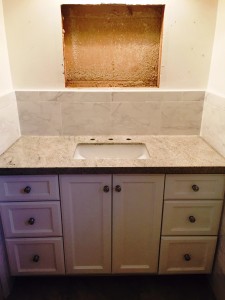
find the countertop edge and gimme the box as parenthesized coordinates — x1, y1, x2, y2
(1, 166, 225, 175)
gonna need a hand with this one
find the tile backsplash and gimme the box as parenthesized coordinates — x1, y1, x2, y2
(201, 92, 225, 158)
(16, 91, 205, 136)
(0, 92, 20, 155)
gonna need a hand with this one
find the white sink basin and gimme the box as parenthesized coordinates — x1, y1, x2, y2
(74, 143, 150, 159)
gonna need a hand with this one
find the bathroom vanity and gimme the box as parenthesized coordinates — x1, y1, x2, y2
(0, 136, 225, 276)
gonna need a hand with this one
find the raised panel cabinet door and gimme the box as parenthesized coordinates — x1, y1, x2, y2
(164, 175, 225, 200)
(0, 175, 60, 201)
(112, 175, 165, 274)
(59, 175, 111, 274)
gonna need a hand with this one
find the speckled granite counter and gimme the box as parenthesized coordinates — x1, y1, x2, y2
(0, 135, 225, 175)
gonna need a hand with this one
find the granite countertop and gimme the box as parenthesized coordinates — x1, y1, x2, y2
(0, 135, 225, 175)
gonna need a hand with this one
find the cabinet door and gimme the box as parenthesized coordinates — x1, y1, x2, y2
(112, 175, 164, 273)
(60, 175, 111, 274)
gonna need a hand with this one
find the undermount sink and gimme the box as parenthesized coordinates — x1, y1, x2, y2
(74, 143, 150, 159)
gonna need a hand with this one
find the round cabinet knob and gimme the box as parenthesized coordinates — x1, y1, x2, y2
(192, 184, 199, 192)
(184, 254, 191, 261)
(103, 185, 110, 193)
(32, 255, 40, 263)
(28, 217, 35, 225)
(189, 216, 196, 223)
(115, 185, 122, 192)
(24, 186, 31, 194)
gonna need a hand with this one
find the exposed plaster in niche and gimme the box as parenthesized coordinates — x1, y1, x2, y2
(61, 4, 164, 88)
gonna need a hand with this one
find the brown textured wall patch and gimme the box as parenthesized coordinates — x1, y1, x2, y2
(61, 4, 164, 88)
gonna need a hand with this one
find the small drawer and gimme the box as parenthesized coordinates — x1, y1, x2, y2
(0, 202, 62, 238)
(165, 175, 225, 200)
(159, 236, 217, 274)
(162, 200, 223, 236)
(0, 175, 59, 201)
(6, 237, 65, 275)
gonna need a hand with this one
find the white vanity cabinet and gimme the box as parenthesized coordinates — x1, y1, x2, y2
(159, 174, 225, 274)
(0, 175, 65, 276)
(59, 174, 164, 274)
(0, 173, 224, 276)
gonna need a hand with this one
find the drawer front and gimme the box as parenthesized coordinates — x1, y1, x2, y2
(6, 238, 65, 275)
(0, 175, 59, 201)
(162, 200, 223, 236)
(159, 236, 217, 274)
(0, 202, 62, 238)
(165, 175, 225, 200)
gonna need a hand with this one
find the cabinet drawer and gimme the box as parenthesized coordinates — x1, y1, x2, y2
(159, 236, 217, 274)
(6, 237, 65, 275)
(0, 202, 62, 238)
(165, 175, 225, 200)
(162, 200, 223, 236)
(0, 175, 59, 201)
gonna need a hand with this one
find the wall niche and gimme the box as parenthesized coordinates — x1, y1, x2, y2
(61, 4, 164, 88)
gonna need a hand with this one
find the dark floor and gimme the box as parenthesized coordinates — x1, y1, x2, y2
(7, 275, 216, 300)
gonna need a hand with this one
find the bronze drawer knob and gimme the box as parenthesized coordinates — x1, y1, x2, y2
(32, 255, 40, 263)
(24, 186, 31, 194)
(184, 254, 191, 261)
(28, 217, 35, 225)
(192, 185, 199, 192)
(188, 216, 196, 223)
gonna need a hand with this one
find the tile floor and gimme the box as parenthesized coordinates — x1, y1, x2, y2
(7, 275, 216, 300)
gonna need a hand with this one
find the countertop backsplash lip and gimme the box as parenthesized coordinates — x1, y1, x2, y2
(0, 135, 225, 175)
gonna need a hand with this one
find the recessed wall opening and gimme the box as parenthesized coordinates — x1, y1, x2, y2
(61, 4, 164, 88)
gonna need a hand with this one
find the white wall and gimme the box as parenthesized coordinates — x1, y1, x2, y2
(0, 0, 12, 95)
(201, 0, 225, 158)
(207, 0, 225, 96)
(3, 0, 218, 90)
(0, 0, 20, 157)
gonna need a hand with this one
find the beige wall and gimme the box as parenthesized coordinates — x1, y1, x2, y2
(201, 0, 225, 158)
(208, 0, 225, 96)
(0, 0, 20, 155)
(0, 0, 12, 95)
(3, 0, 218, 90)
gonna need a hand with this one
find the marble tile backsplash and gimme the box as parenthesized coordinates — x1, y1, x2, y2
(0, 92, 21, 155)
(201, 92, 225, 158)
(16, 91, 205, 136)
